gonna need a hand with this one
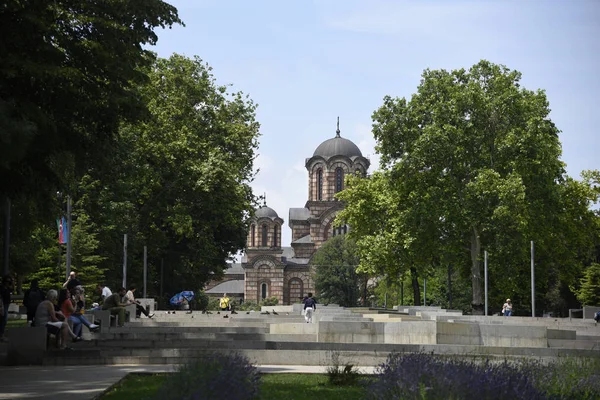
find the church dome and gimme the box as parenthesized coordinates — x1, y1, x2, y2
(313, 136, 363, 158)
(255, 205, 279, 219)
(312, 119, 363, 159)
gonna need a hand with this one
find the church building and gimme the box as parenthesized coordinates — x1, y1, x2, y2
(205, 121, 370, 305)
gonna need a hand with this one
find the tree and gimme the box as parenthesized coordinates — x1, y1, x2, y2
(80, 54, 261, 295)
(313, 235, 362, 307)
(339, 60, 599, 314)
(0, 0, 181, 204)
(577, 263, 600, 306)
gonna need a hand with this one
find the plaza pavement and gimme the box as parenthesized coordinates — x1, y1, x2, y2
(0, 364, 377, 400)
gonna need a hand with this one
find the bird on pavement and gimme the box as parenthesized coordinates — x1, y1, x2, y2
(223, 314, 229, 318)
(232, 310, 238, 314)
(272, 310, 279, 315)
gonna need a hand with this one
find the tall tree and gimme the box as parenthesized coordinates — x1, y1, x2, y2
(0, 0, 181, 203)
(84, 54, 261, 294)
(340, 60, 598, 314)
(313, 235, 362, 307)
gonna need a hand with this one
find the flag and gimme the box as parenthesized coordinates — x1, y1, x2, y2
(57, 216, 69, 244)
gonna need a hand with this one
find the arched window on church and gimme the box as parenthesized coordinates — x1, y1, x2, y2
(261, 224, 268, 247)
(317, 168, 323, 201)
(261, 282, 268, 300)
(251, 224, 255, 247)
(335, 167, 344, 193)
(273, 225, 278, 247)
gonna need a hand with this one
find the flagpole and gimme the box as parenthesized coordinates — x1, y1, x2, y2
(66, 195, 72, 279)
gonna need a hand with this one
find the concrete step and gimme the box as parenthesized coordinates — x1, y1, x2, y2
(548, 339, 600, 350)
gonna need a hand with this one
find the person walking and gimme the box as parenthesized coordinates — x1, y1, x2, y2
(303, 292, 316, 323)
(502, 298, 513, 316)
(219, 293, 230, 311)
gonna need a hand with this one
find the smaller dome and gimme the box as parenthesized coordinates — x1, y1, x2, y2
(255, 206, 279, 219)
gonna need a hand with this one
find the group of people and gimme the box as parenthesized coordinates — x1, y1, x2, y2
(0, 271, 154, 348)
(98, 284, 155, 327)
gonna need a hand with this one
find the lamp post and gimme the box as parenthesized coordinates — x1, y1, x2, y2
(2, 196, 10, 276)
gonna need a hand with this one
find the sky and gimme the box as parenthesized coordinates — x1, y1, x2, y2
(151, 0, 600, 250)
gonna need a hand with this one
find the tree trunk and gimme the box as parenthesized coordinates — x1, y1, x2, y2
(470, 226, 484, 314)
(411, 267, 421, 306)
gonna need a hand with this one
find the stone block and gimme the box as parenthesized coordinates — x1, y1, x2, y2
(6, 327, 47, 365)
(479, 324, 547, 348)
(583, 306, 600, 320)
(317, 321, 385, 344)
(269, 323, 317, 335)
(385, 321, 437, 344)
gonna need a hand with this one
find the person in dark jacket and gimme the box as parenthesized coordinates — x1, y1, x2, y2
(303, 293, 316, 323)
(24, 279, 45, 326)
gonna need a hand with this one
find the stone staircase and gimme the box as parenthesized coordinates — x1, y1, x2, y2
(3, 305, 600, 367)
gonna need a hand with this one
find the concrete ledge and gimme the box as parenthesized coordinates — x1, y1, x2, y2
(7, 327, 47, 365)
(270, 323, 317, 335)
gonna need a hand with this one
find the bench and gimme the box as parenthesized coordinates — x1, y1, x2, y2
(87, 306, 134, 332)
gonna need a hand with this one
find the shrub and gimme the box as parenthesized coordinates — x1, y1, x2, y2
(326, 351, 362, 386)
(238, 301, 260, 311)
(260, 296, 279, 306)
(366, 353, 545, 400)
(151, 352, 261, 400)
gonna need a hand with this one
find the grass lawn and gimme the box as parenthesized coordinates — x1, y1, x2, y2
(6, 319, 27, 328)
(101, 373, 367, 400)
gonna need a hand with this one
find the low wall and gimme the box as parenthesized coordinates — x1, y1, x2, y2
(318, 321, 385, 344)
(270, 323, 317, 335)
(385, 321, 437, 345)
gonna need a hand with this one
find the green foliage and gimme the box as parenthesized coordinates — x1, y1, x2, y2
(0, 0, 181, 208)
(195, 290, 209, 311)
(576, 263, 600, 306)
(313, 235, 362, 307)
(326, 351, 362, 386)
(261, 296, 279, 307)
(238, 301, 260, 311)
(337, 60, 600, 314)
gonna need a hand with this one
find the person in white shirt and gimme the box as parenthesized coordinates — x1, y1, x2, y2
(124, 284, 154, 318)
(97, 284, 112, 300)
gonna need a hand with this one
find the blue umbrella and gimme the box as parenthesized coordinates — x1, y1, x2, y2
(169, 291, 195, 306)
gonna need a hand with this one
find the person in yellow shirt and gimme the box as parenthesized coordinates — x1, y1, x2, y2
(219, 293, 230, 311)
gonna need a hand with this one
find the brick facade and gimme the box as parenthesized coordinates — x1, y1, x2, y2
(240, 130, 370, 305)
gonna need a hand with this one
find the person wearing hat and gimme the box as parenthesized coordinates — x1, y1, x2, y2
(502, 299, 513, 316)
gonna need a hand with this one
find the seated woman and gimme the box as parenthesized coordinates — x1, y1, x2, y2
(58, 288, 99, 338)
(69, 286, 99, 334)
(124, 284, 154, 318)
(34, 289, 80, 349)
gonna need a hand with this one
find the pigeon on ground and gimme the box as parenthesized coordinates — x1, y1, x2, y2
(223, 314, 229, 318)
(217, 311, 220, 314)
(232, 310, 238, 314)
(272, 310, 279, 315)
(207, 311, 213, 314)
(246, 311, 250, 314)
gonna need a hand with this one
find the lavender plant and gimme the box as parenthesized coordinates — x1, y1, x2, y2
(151, 352, 261, 400)
(366, 353, 545, 400)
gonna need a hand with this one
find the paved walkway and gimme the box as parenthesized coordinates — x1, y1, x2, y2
(0, 364, 377, 399)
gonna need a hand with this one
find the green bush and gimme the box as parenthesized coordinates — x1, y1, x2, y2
(260, 296, 279, 306)
(238, 301, 260, 311)
(326, 351, 362, 386)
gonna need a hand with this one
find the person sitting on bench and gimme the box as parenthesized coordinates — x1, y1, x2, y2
(102, 287, 129, 327)
(123, 284, 154, 319)
(34, 289, 80, 349)
(59, 288, 99, 337)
